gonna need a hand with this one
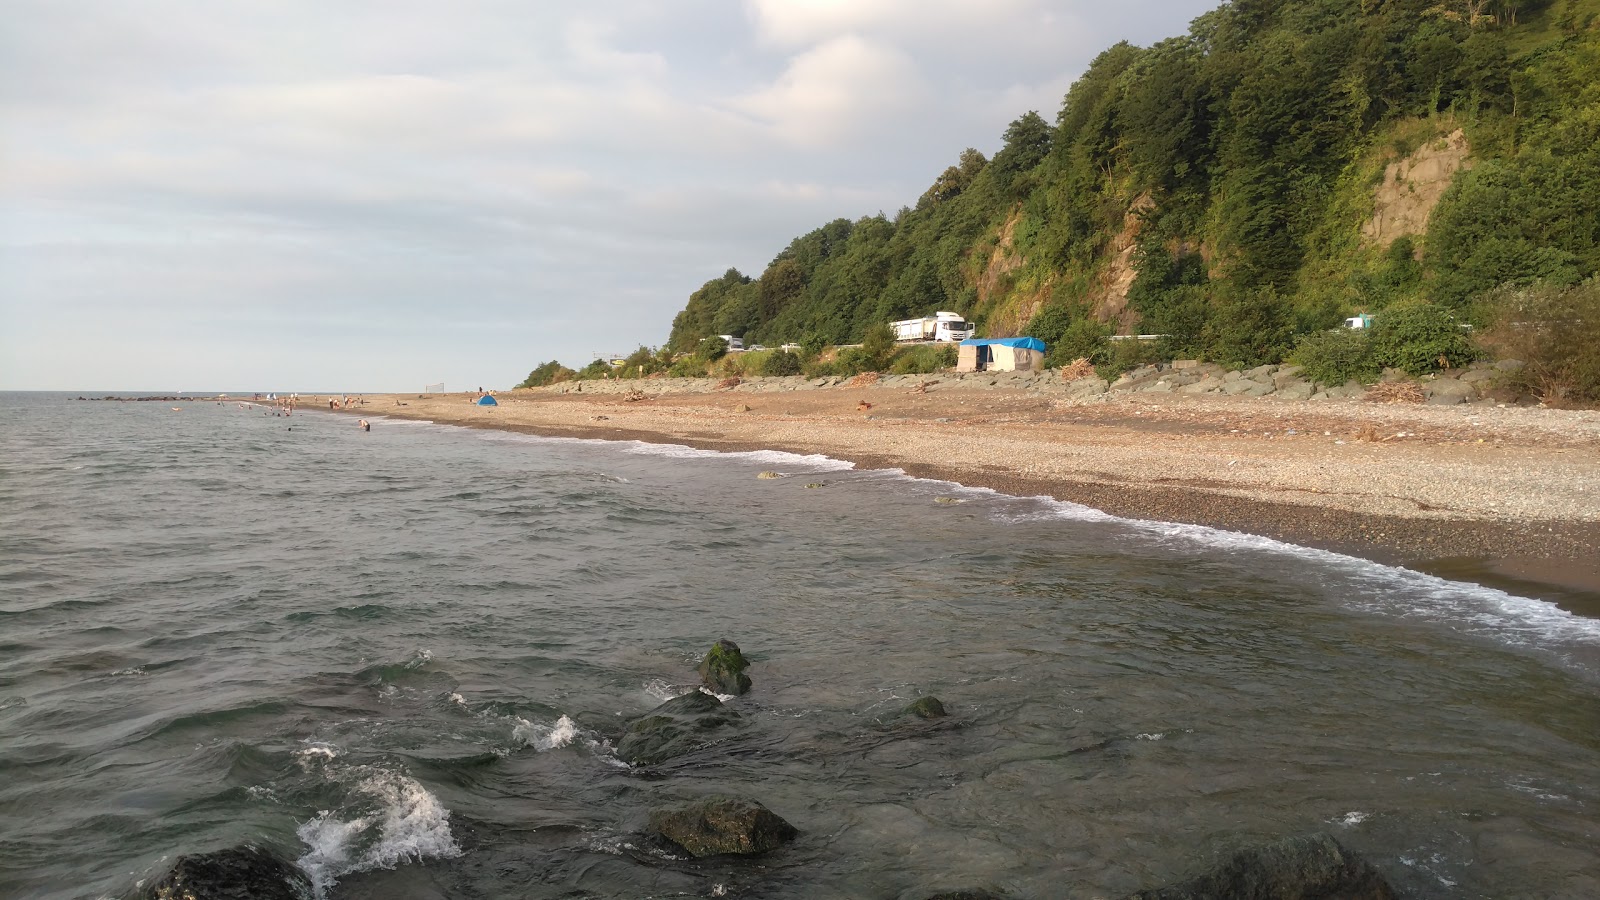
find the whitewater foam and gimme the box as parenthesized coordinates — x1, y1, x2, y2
(511, 714, 580, 751)
(294, 766, 461, 898)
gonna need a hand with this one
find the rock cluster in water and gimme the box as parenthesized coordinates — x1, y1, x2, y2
(145, 844, 308, 900)
(647, 795, 798, 857)
(1121, 832, 1397, 899)
(616, 689, 743, 766)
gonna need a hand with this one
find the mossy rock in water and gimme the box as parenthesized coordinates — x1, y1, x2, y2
(145, 844, 310, 900)
(615, 691, 742, 765)
(805, 482, 827, 489)
(698, 638, 752, 696)
(934, 496, 961, 504)
(648, 795, 797, 857)
(904, 695, 947, 719)
(1119, 833, 1397, 900)
(756, 471, 783, 479)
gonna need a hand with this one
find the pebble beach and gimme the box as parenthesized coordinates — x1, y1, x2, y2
(328, 373, 1600, 609)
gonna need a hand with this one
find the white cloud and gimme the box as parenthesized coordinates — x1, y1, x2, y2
(732, 34, 927, 145)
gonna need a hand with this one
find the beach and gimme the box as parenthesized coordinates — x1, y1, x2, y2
(329, 378, 1600, 610)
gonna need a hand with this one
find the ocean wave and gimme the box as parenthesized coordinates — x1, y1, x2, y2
(988, 492, 1600, 671)
(294, 764, 461, 898)
(510, 714, 579, 751)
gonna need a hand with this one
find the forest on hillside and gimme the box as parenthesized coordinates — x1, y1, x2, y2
(656, 0, 1599, 387)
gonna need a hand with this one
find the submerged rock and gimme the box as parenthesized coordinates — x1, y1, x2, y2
(647, 795, 797, 857)
(904, 696, 948, 719)
(1122, 833, 1397, 900)
(616, 690, 742, 765)
(147, 844, 309, 900)
(756, 471, 783, 479)
(698, 638, 752, 696)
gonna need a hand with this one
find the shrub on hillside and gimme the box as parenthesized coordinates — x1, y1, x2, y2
(516, 360, 576, 388)
(889, 344, 955, 374)
(1478, 279, 1600, 404)
(1370, 300, 1475, 374)
(1044, 318, 1111, 368)
(758, 349, 803, 376)
(1291, 328, 1379, 385)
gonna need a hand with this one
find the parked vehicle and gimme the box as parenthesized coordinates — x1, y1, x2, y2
(1344, 314, 1374, 330)
(717, 334, 745, 351)
(891, 312, 972, 343)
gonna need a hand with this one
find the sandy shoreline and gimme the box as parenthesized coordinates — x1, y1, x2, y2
(319, 382, 1600, 612)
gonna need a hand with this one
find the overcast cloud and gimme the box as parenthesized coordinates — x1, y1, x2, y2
(1, 0, 1214, 391)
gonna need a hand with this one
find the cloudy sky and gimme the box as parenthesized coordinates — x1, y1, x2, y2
(2, 0, 1213, 391)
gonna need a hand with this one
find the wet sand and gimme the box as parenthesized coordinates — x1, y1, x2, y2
(326, 382, 1600, 612)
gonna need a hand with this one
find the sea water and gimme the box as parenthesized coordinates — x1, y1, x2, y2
(1, 392, 1596, 899)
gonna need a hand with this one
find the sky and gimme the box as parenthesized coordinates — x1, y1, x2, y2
(1, 0, 1216, 392)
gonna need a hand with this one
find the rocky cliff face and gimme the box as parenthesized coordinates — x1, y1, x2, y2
(1363, 128, 1472, 250)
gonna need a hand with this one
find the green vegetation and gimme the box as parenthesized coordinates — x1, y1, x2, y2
(516, 360, 576, 388)
(656, 0, 1600, 383)
(1478, 279, 1600, 402)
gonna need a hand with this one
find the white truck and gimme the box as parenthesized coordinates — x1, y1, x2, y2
(891, 312, 972, 343)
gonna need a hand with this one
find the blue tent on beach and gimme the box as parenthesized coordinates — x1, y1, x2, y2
(957, 336, 1047, 373)
(477, 395, 498, 406)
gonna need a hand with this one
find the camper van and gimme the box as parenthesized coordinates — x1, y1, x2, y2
(717, 334, 745, 351)
(1344, 314, 1374, 330)
(891, 312, 972, 343)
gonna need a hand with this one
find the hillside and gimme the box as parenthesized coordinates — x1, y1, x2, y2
(665, 0, 1600, 372)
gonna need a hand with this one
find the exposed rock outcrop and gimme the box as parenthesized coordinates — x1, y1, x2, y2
(904, 696, 948, 719)
(1122, 833, 1397, 900)
(698, 639, 752, 696)
(146, 844, 309, 900)
(1363, 128, 1471, 249)
(615, 690, 742, 765)
(647, 795, 797, 857)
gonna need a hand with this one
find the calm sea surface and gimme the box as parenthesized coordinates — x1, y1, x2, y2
(1, 391, 1597, 899)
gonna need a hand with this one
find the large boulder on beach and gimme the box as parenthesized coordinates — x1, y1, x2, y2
(146, 844, 310, 900)
(697, 639, 752, 696)
(1122, 833, 1397, 900)
(647, 795, 797, 857)
(616, 690, 742, 765)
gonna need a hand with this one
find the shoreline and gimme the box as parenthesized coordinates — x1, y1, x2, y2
(321, 383, 1600, 614)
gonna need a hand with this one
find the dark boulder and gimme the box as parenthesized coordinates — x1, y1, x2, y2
(904, 696, 947, 719)
(146, 844, 309, 900)
(647, 795, 797, 857)
(697, 639, 752, 696)
(616, 690, 742, 765)
(1123, 833, 1397, 900)
(921, 891, 1003, 899)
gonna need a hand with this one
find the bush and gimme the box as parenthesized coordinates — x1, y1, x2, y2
(516, 360, 576, 388)
(889, 344, 955, 374)
(1478, 279, 1600, 404)
(1291, 328, 1378, 385)
(1094, 338, 1164, 381)
(574, 359, 613, 380)
(1044, 318, 1111, 368)
(1370, 300, 1475, 375)
(758, 349, 803, 376)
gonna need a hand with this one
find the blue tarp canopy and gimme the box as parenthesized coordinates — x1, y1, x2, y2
(477, 395, 498, 406)
(960, 337, 1046, 352)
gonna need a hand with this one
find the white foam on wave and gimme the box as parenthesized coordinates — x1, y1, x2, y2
(294, 766, 462, 898)
(978, 488, 1600, 672)
(511, 714, 579, 751)
(642, 679, 733, 703)
(467, 426, 856, 473)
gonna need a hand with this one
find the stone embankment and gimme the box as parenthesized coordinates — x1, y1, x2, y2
(542, 358, 1526, 407)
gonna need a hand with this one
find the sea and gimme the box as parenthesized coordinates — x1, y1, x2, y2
(1, 391, 1597, 899)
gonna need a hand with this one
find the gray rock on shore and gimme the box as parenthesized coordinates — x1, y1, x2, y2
(647, 795, 797, 857)
(1121, 833, 1397, 899)
(145, 844, 309, 900)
